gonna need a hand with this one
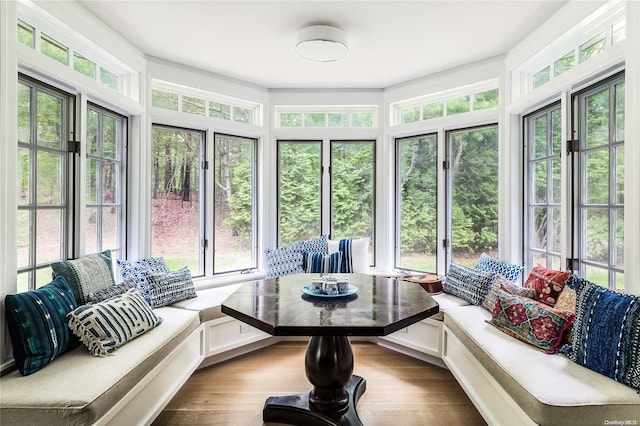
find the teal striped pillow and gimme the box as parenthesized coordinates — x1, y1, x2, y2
(5, 276, 78, 375)
(67, 289, 162, 357)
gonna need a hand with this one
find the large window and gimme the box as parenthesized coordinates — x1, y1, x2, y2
(85, 104, 126, 260)
(17, 76, 74, 292)
(151, 125, 204, 275)
(277, 140, 375, 263)
(395, 134, 438, 272)
(572, 74, 624, 289)
(447, 125, 499, 267)
(213, 133, 257, 273)
(277, 141, 322, 243)
(524, 103, 562, 271)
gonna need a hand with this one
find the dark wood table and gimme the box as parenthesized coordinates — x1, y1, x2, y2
(221, 273, 439, 426)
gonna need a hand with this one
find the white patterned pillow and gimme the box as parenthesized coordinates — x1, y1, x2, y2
(67, 289, 162, 357)
(142, 267, 197, 308)
(117, 257, 170, 303)
(474, 253, 524, 282)
(444, 262, 495, 306)
(265, 246, 304, 279)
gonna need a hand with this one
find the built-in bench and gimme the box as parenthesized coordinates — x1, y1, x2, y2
(2, 277, 638, 426)
(0, 306, 203, 426)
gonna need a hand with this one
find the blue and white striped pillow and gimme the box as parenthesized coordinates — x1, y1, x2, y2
(305, 251, 342, 274)
(67, 289, 162, 357)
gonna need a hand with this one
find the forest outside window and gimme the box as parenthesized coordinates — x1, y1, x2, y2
(85, 104, 127, 261)
(277, 140, 375, 265)
(213, 133, 258, 274)
(524, 103, 562, 271)
(151, 125, 204, 276)
(447, 125, 499, 268)
(395, 133, 438, 273)
(17, 76, 74, 292)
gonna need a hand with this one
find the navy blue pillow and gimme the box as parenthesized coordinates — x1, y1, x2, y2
(305, 252, 342, 274)
(560, 275, 640, 392)
(5, 276, 78, 375)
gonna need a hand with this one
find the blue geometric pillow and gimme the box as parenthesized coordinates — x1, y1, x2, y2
(474, 253, 524, 282)
(444, 262, 496, 306)
(117, 257, 170, 303)
(5, 277, 78, 375)
(297, 235, 328, 255)
(142, 267, 197, 308)
(265, 246, 304, 279)
(560, 275, 640, 392)
(51, 250, 115, 305)
(305, 252, 342, 274)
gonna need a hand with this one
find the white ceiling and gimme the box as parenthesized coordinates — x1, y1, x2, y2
(78, 1, 567, 90)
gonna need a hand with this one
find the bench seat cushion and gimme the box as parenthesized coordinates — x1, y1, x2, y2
(170, 283, 242, 322)
(444, 305, 640, 426)
(0, 306, 200, 426)
(430, 292, 470, 321)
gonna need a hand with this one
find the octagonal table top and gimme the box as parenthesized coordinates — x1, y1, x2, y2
(221, 273, 439, 336)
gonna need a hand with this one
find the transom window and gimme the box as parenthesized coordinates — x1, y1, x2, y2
(151, 80, 262, 126)
(17, 20, 122, 91)
(275, 106, 377, 129)
(391, 82, 498, 126)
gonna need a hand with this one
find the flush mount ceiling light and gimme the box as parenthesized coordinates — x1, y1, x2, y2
(296, 25, 348, 62)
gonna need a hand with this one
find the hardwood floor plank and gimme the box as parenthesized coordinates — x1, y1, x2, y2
(153, 341, 487, 425)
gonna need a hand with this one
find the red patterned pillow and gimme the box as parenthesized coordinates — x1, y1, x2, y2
(523, 265, 570, 307)
(488, 290, 575, 354)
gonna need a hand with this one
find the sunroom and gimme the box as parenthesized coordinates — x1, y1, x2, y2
(0, 1, 639, 425)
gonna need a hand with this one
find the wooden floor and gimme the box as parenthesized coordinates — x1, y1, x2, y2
(153, 341, 486, 425)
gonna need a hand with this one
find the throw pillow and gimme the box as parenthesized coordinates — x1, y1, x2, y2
(142, 267, 198, 308)
(293, 235, 328, 255)
(88, 281, 137, 303)
(554, 286, 576, 312)
(117, 257, 171, 302)
(523, 265, 570, 307)
(489, 290, 575, 354)
(481, 274, 536, 312)
(328, 237, 371, 273)
(51, 250, 115, 305)
(444, 263, 495, 306)
(67, 289, 162, 357)
(5, 276, 78, 375)
(560, 275, 640, 392)
(305, 251, 342, 274)
(265, 246, 304, 279)
(474, 253, 524, 282)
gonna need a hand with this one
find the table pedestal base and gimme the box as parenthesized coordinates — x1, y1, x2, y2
(263, 375, 366, 426)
